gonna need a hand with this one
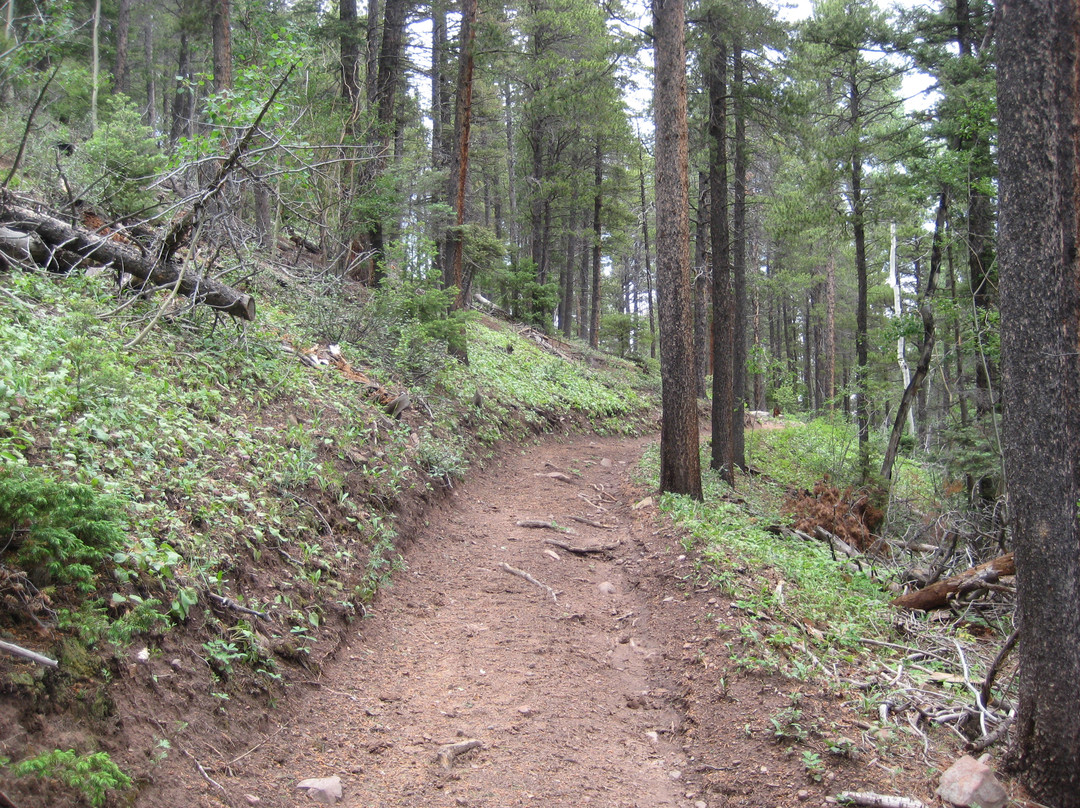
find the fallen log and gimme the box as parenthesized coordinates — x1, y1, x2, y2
(891, 552, 1015, 611)
(0, 639, 58, 668)
(0, 199, 255, 320)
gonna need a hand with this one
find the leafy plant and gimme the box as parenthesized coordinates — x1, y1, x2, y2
(8, 749, 132, 807)
(802, 750, 825, 782)
(0, 467, 125, 591)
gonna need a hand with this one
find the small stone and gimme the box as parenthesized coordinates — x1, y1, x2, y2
(169, 658, 182, 671)
(601, 458, 613, 467)
(135, 647, 150, 663)
(797, 790, 810, 801)
(668, 770, 682, 780)
(244, 796, 261, 806)
(759, 765, 768, 774)
(646, 731, 659, 744)
(598, 581, 617, 595)
(937, 755, 1007, 808)
(696, 802, 707, 808)
(517, 706, 535, 717)
(296, 776, 343, 804)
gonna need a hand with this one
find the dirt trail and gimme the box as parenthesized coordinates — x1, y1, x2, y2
(203, 432, 933, 808)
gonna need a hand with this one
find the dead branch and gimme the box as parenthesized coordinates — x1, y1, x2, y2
(156, 65, 296, 264)
(207, 592, 269, 621)
(979, 627, 1019, 708)
(836, 792, 926, 808)
(534, 471, 576, 484)
(543, 537, 620, 556)
(499, 562, 558, 602)
(435, 739, 481, 769)
(891, 553, 1015, 611)
(0, 639, 58, 668)
(516, 519, 576, 534)
(568, 515, 616, 530)
(969, 712, 1014, 753)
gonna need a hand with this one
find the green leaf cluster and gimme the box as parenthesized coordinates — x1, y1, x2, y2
(7, 749, 132, 807)
(0, 466, 124, 592)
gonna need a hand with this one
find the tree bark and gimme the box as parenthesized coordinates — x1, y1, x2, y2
(708, 23, 733, 483)
(890, 552, 1014, 611)
(638, 141, 656, 358)
(113, 0, 131, 95)
(590, 137, 603, 349)
(211, 0, 232, 94)
(1, 201, 255, 320)
(849, 58, 870, 481)
(653, 0, 702, 500)
(693, 175, 708, 399)
(448, 0, 477, 307)
(998, 0, 1080, 801)
(731, 39, 747, 470)
(143, 5, 156, 130)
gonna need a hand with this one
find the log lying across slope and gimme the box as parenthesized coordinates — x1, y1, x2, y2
(0, 196, 255, 321)
(891, 552, 1015, 611)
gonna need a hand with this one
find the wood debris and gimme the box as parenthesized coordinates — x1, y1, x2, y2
(499, 562, 558, 602)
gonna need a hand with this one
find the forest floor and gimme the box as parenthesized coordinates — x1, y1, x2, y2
(125, 428, 990, 808)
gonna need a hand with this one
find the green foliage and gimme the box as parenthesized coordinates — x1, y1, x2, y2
(8, 749, 132, 807)
(494, 259, 559, 329)
(469, 325, 642, 419)
(77, 95, 167, 219)
(0, 466, 124, 591)
(745, 415, 862, 489)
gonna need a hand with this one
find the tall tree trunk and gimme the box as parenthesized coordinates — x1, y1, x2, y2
(881, 192, 947, 481)
(503, 82, 520, 261)
(447, 0, 477, 307)
(849, 59, 871, 480)
(639, 141, 657, 358)
(708, 25, 733, 482)
(825, 250, 837, 407)
(731, 39, 747, 469)
(90, 0, 100, 132)
(577, 232, 589, 341)
(211, 0, 232, 94)
(143, 5, 156, 130)
(113, 0, 131, 95)
(365, 0, 382, 108)
(590, 138, 603, 348)
(694, 176, 709, 399)
(997, 2, 1080, 802)
(561, 215, 577, 337)
(752, 289, 765, 409)
(170, 31, 193, 144)
(653, 0, 702, 500)
(365, 0, 410, 281)
(341, 0, 361, 106)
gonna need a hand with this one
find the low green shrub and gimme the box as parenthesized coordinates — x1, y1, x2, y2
(8, 749, 132, 807)
(0, 467, 124, 591)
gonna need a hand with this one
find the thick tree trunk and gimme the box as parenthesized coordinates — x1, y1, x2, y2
(825, 251, 836, 407)
(90, 0, 100, 132)
(639, 142, 656, 358)
(653, 0, 702, 500)
(732, 40, 747, 469)
(589, 138, 602, 348)
(2, 201, 255, 320)
(211, 0, 232, 94)
(708, 25, 733, 483)
(113, 0, 131, 95)
(998, 1, 1080, 802)
(447, 0, 477, 307)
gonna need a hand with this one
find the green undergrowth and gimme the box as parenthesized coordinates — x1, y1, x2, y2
(0, 267, 657, 739)
(643, 419, 908, 679)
